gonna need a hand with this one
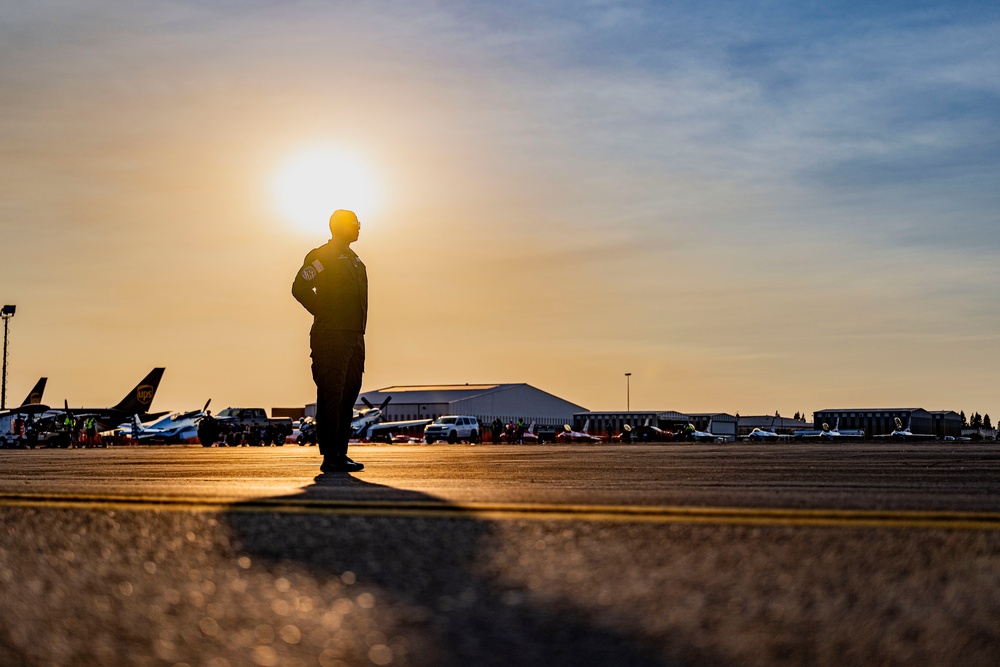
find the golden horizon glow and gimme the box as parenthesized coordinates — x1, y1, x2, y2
(271, 146, 380, 234)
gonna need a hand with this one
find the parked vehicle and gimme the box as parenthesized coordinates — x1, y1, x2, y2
(424, 415, 480, 444)
(204, 408, 293, 446)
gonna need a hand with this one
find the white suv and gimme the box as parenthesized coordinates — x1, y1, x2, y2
(424, 415, 480, 444)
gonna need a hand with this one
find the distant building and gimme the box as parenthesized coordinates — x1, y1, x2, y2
(355, 384, 587, 427)
(812, 408, 961, 438)
(573, 410, 738, 440)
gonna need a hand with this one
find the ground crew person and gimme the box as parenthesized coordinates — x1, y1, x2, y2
(63, 414, 77, 446)
(85, 417, 97, 447)
(292, 209, 368, 474)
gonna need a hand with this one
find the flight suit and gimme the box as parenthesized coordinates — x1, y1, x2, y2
(292, 241, 368, 462)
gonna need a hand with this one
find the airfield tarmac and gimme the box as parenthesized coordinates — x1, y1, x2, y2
(0, 443, 998, 666)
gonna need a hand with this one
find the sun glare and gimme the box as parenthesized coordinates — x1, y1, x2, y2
(272, 146, 380, 234)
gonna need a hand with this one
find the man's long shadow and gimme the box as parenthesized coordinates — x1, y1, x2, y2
(223, 474, 674, 667)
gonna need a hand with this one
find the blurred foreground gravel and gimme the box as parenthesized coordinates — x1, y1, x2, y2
(2, 444, 999, 666)
(1, 504, 998, 666)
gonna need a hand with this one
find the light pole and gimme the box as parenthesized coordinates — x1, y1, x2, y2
(1, 305, 15, 410)
(625, 372, 631, 412)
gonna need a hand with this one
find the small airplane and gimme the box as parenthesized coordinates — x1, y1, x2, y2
(556, 420, 603, 443)
(351, 396, 432, 440)
(42, 367, 167, 432)
(500, 421, 538, 443)
(876, 417, 936, 441)
(125, 399, 212, 444)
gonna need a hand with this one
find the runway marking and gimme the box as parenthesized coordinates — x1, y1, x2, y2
(1, 491, 999, 530)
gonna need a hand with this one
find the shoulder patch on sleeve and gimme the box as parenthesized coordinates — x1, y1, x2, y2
(311, 259, 324, 273)
(301, 266, 317, 281)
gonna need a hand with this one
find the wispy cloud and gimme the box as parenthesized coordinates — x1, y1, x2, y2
(2, 0, 998, 412)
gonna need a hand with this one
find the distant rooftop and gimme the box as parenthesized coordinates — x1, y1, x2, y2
(377, 384, 500, 393)
(360, 384, 522, 405)
(815, 408, 922, 412)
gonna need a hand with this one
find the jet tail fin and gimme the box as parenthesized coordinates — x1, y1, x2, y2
(20, 377, 47, 406)
(112, 368, 165, 415)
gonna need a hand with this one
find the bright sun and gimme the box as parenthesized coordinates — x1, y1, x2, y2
(272, 146, 380, 234)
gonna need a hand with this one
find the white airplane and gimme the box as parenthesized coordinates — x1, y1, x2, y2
(351, 396, 432, 440)
(124, 400, 212, 444)
(876, 417, 935, 441)
(556, 419, 603, 443)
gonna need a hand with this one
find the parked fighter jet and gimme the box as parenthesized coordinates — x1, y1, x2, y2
(500, 421, 539, 443)
(351, 396, 432, 440)
(681, 419, 723, 442)
(795, 418, 864, 441)
(620, 419, 674, 442)
(875, 417, 936, 441)
(556, 420, 603, 443)
(637, 419, 674, 442)
(43, 368, 166, 431)
(745, 418, 786, 442)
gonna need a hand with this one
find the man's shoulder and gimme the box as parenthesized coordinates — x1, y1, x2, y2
(302, 241, 333, 263)
(303, 242, 359, 263)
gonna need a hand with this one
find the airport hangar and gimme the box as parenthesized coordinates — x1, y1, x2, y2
(352, 384, 588, 428)
(813, 408, 961, 438)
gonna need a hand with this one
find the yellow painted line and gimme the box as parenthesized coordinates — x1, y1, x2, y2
(1, 491, 999, 530)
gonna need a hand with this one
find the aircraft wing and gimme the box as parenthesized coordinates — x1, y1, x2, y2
(891, 432, 937, 441)
(2, 403, 50, 416)
(364, 419, 432, 437)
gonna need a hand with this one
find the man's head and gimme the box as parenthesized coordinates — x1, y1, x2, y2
(329, 209, 360, 245)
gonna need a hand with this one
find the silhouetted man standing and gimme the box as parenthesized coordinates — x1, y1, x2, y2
(292, 209, 368, 473)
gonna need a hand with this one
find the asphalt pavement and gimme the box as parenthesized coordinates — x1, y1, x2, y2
(1, 443, 998, 666)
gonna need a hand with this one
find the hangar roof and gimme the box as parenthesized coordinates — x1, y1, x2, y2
(363, 384, 514, 405)
(815, 408, 925, 413)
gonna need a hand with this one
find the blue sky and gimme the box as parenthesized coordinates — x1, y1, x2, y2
(1, 1, 997, 416)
